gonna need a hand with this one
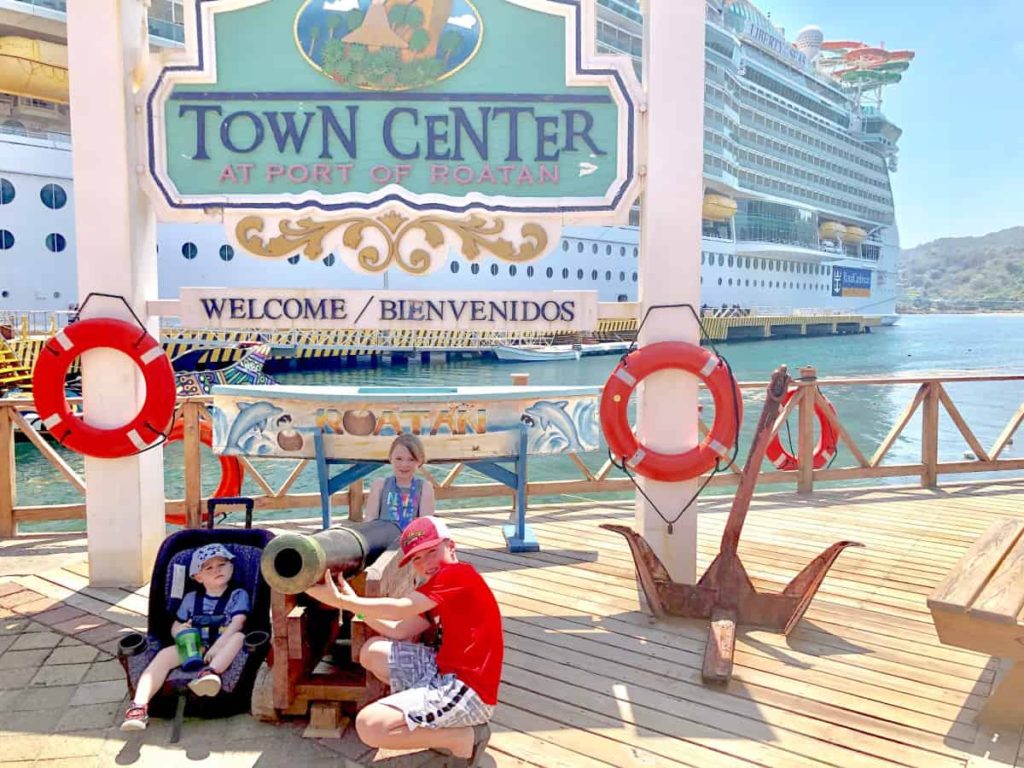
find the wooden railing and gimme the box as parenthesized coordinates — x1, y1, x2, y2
(2, 369, 1023, 536)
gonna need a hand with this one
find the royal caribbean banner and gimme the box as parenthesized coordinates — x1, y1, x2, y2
(831, 266, 872, 298)
(142, 0, 641, 276)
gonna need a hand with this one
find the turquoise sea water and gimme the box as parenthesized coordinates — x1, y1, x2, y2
(17, 314, 1024, 531)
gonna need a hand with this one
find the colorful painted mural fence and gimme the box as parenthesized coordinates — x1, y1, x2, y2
(210, 383, 601, 461)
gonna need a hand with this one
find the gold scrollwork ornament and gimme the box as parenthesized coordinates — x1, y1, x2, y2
(234, 212, 550, 275)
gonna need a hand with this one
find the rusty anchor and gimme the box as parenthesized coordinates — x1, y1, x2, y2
(603, 365, 862, 684)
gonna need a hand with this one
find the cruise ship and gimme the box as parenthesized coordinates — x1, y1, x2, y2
(0, 0, 911, 319)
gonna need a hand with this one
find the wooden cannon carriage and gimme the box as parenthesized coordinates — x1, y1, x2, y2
(251, 534, 416, 737)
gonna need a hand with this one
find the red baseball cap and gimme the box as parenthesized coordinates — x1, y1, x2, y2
(399, 516, 453, 566)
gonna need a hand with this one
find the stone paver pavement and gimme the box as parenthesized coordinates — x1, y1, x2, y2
(0, 583, 471, 768)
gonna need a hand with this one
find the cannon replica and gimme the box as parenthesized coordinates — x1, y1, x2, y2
(252, 520, 413, 736)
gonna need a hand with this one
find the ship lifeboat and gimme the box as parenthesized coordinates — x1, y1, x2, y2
(702, 194, 737, 222)
(844, 226, 867, 245)
(0, 37, 69, 104)
(818, 221, 847, 242)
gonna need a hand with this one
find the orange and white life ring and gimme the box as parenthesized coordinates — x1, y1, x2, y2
(600, 342, 743, 482)
(164, 418, 244, 526)
(765, 390, 839, 471)
(31, 318, 176, 459)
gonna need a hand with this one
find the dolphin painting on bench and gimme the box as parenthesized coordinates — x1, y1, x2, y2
(219, 401, 285, 455)
(521, 399, 599, 454)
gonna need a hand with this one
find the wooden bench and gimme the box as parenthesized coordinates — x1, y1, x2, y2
(927, 518, 1024, 727)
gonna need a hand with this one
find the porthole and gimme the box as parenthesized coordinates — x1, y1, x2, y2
(490, 264, 498, 275)
(471, 263, 480, 274)
(324, 253, 336, 267)
(45, 233, 66, 253)
(509, 265, 517, 276)
(219, 244, 234, 261)
(181, 242, 198, 260)
(605, 270, 612, 281)
(562, 268, 569, 279)
(450, 261, 460, 274)
(0, 230, 14, 250)
(40, 183, 67, 209)
(561, 240, 569, 252)
(527, 266, 534, 277)
(288, 255, 300, 265)
(546, 267, 553, 278)
(591, 270, 598, 280)
(576, 242, 584, 253)
(592, 244, 598, 254)
(0, 178, 13, 205)
(577, 269, 584, 279)
(631, 272, 637, 282)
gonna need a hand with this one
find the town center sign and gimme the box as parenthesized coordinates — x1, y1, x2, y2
(143, 0, 642, 276)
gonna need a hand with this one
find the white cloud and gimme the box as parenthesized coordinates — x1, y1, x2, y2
(447, 14, 477, 29)
(324, 0, 360, 12)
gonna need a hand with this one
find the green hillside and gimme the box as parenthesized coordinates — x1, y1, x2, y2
(900, 226, 1024, 309)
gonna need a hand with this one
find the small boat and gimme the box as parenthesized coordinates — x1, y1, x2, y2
(493, 344, 582, 363)
(579, 341, 632, 357)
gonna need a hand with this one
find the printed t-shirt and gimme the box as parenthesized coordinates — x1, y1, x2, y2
(415, 562, 503, 705)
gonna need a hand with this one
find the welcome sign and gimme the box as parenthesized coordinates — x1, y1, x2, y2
(143, 0, 641, 275)
(178, 287, 598, 330)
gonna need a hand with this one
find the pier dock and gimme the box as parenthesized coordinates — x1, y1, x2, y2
(2, 479, 1023, 767)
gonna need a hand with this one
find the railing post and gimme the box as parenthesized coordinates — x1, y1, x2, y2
(0, 405, 15, 537)
(797, 365, 816, 494)
(921, 381, 940, 488)
(349, 480, 364, 522)
(183, 401, 202, 528)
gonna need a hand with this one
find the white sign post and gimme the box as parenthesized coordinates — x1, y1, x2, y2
(67, 1, 166, 587)
(635, 0, 706, 582)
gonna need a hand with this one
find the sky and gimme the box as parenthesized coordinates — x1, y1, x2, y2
(757, 0, 1024, 248)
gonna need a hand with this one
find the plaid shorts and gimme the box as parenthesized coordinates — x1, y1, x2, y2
(382, 641, 494, 731)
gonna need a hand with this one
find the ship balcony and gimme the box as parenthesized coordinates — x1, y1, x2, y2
(703, 164, 739, 190)
(7, 0, 185, 46)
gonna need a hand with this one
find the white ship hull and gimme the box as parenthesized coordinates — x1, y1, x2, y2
(0, 0, 906, 323)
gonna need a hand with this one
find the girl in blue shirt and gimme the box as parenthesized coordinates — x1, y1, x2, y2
(366, 434, 435, 530)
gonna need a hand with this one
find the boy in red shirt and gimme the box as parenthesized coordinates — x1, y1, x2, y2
(306, 516, 502, 767)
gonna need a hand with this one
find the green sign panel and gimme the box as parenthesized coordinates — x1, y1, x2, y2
(144, 0, 640, 271)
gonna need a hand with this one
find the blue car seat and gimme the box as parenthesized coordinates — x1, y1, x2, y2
(116, 524, 274, 742)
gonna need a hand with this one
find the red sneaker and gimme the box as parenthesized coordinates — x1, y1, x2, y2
(120, 704, 149, 731)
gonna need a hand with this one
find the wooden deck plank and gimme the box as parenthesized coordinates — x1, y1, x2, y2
(14, 479, 1024, 767)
